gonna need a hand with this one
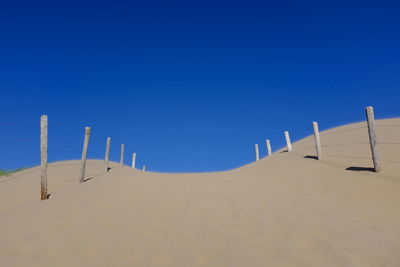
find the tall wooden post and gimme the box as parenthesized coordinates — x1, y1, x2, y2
(132, 152, 136, 169)
(366, 106, 381, 172)
(312, 122, 322, 160)
(79, 127, 91, 183)
(284, 131, 292, 152)
(255, 144, 260, 161)
(266, 139, 272, 156)
(120, 144, 125, 166)
(104, 137, 111, 172)
(40, 115, 48, 200)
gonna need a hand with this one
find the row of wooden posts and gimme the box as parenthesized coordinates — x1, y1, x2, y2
(254, 106, 381, 171)
(40, 106, 380, 200)
(40, 117, 147, 200)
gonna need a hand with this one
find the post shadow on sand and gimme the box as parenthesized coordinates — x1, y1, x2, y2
(303, 155, 376, 172)
(83, 177, 94, 182)
(304, 155, 318, 160)
(346, 166, 375, 172)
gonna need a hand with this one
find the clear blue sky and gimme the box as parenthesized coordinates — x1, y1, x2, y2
(1, 0, 399, 172)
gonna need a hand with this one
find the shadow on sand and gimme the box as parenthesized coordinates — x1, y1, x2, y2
(304, 155, 318, 160)
(303, 155, 376, 173)
(346, 166, 375, 172)
(83, 177, 94, 182)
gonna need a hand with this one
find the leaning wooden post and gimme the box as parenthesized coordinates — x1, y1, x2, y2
(312, 122, 322, 160)
(266, 139, 272, 156)
(79, 127, 91, 183)
(120, 144, 125, 166)
(104, 137, 111, 172)
(255, 144, 260, 161)
(40, 115, 48, 200)
(284, 131, 292, 152)
(366, 106, 381, 172)
(132, 152, 136, 169)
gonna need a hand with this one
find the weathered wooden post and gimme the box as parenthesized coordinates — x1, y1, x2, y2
(104, 137, 111, 171)
(266, 139, 272, 156)
(120, 144, 124, 166)
(284, 131, 292, 152)
(132, 152, 136, 169)
(255, 144, 260, 161)
(366, 106, 381, 172)
(40, 115, 48, 200)
(142, 165, 146, 172)
(312, 122, 322, 160)
(79, 127, 91, 183)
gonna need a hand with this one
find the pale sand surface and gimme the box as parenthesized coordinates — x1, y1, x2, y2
(1, 119, 400, 266)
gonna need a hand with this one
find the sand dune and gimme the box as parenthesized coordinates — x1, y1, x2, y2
(1, 119, 400, 266)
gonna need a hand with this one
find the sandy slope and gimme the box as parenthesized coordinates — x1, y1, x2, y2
(1, 119, 400, 266)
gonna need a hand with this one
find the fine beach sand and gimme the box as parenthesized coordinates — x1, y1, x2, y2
(1, 118, 400, 266)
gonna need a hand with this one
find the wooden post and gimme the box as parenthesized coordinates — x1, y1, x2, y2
(120, 144, 124, 166)
(142, 165, 146, 172)
(284, 131, 292, 152)
(366, 106, 381, 172)
(104, 137, 111, 172)
(40, 115, 48, 200)
(255, 144, 260, 161)
(79, 127, 91, 183)
(312, 122, 322, 160)
(266, 139, 272, 156)
(132, 152, 136, 169)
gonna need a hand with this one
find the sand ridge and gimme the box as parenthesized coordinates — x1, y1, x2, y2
(1, 119, 400, 266)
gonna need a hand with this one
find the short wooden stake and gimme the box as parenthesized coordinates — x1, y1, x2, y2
(142, 165, 146, 172)
(104, 137, 111, 172)
(366, 106, 381, 172)
(284, 131, 292, 152)
(266, 139, 272, 156)
(120, 144, 125, 166)
(255, 144, 260, 161)
(132, 152, 136, 169)
(40, 115, 48, 200)
(79, 127, 91, 183)
(312, 122, 322, 160)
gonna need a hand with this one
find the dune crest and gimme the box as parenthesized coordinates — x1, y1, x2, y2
(1, 119, 400, 266)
